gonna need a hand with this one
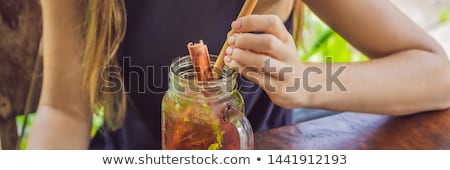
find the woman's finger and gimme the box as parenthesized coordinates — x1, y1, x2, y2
(225, 48, 292, 80)
(228, 33, 293, 61)
(241, 70, 280, 95)
(223, 55, 246, 73)
(231, 15, 292, 43)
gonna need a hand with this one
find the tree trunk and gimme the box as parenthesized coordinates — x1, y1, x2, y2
(0, 0, 42, 150)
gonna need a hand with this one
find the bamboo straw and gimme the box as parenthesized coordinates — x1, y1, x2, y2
(212, 0, 259, 79)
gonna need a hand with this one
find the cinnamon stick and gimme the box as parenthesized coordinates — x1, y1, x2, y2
(212, 0, 259, 79)
(187, 40, 213, 81)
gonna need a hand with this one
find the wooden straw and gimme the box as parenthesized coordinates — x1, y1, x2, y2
(212, 0, 259, 79)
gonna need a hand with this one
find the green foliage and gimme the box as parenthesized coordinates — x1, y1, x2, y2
(439, 7, 450, 24)
(300, 7, 368, 63)
(15, 113, 35, 150)
(91, 109, 104, 137)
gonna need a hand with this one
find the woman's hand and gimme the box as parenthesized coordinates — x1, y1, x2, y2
(224, 15, 306, 109)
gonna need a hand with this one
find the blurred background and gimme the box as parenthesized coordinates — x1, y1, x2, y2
(1, 0, 449, 149)
(299, 0, 450, 62)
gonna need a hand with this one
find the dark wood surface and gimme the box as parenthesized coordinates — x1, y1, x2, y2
(254, 109, 450, 150)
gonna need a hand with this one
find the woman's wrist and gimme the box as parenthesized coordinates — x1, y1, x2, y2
(292, 62, 315, 109)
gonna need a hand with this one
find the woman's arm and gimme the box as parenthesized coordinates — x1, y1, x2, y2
(28, 0, 91, 149)
(301, 0, 450, 115)
(225, 0, 450, 115)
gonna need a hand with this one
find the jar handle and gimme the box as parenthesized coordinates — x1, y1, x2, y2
(223, 106, 254, 150)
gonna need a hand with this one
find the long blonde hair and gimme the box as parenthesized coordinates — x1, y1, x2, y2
(82, 0, 127, 130)
(293, 0, 305, 51)
(82, 0, 304, 130)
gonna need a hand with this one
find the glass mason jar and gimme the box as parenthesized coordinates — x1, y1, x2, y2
(162, 55, 254, 150)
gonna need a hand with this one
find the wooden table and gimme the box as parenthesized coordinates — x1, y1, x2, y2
(254, 109, 450, 149)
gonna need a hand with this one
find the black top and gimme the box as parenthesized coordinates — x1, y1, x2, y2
(89, 0, 293, 150)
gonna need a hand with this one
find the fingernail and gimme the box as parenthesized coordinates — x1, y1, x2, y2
(224, 55, 232, 63)
(231, 20, 242, 30)
(228, 35, 236, 45)
(226, 46, 234, 55)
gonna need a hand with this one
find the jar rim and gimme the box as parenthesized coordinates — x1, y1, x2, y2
(168, 55, 238, 99)
(169, 55, 237, 84)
